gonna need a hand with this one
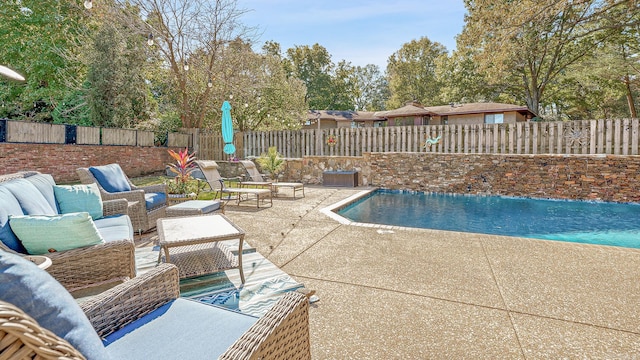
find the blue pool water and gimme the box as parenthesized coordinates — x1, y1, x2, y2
(337, 190, 640, 248)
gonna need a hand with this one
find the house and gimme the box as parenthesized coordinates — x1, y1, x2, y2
(303, 110, 386, 129)
(304, 102, 536, 129)
(423, 102, 536, 125)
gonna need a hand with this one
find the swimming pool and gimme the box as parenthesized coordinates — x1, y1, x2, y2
(337, 190, 640, 249)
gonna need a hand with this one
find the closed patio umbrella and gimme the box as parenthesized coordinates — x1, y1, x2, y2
(221, 100, 236, 155)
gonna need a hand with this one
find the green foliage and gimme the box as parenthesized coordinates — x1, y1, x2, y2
(285, 44, 339, 109)
(52, 89, 91, 125)
(256, 147, 285, 179)
(386, 37, 447, 109)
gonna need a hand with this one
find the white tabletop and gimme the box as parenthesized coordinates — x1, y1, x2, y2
(158, 214, 242, 244)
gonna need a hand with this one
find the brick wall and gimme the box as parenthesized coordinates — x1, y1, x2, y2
(0, 143, 177, 183)
(367, 153, 640, 203)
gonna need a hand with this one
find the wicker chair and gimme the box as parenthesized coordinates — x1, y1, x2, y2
(0, 172, 136, 293)
(0, 262, 312, 360)
(76, 165, 167, 233)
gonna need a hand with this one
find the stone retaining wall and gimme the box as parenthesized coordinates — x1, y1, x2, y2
(367, 152, 640, 203)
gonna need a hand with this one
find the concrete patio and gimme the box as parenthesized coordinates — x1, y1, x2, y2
(165, 186, 640, 358)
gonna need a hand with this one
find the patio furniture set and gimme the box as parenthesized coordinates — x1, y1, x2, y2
(0, 162, 311, 359)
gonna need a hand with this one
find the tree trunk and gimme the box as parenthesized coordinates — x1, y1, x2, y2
(623, 74, 637, 118)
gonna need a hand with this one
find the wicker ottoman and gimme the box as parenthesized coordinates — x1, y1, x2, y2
(166, 200, 225, 217)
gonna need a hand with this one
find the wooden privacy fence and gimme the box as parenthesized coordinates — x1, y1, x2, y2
(196, 118, 640, 159)
(0, 119, 191, 148)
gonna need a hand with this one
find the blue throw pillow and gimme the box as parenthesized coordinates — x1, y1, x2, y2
(0, 186, 27, 253)
(0, 251, 110, 359)
(9, 212, 104, 255)
(54, 183, 104, 220)
(89, 164, 132, 193)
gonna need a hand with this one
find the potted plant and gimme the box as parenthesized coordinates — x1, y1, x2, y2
(256, 146, 285, 182)
(166, 147, 198, 204)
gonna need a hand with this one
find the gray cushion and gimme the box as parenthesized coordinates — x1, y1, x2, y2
(89, 164, 132, 193)
(0, 251, 110, 359)
(103, 298, 257, 359)
(94, 215, 134, 241)
(0, 186, 27, 253)
(3, 178, 57, 215)
(24, 173, 59, 213)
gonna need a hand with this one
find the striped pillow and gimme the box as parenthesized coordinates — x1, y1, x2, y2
(9, 212, 104, 255)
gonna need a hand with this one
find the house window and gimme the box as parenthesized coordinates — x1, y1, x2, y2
(442, 116, 448, 125)
(373, 121, 385, 128)
(485, 113, 504, 124)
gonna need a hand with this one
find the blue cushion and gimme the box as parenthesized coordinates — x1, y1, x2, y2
(104, 298, 257, 359)
(0, 252, 110, 359)
(54, 183, 104, 220)
(0, 187, 27, 253)
(89, 164, 132, 193)
(25, 173, 59, 213)
(144, 192, 167, 210)
(9, 212, 104, 255)
(94, 215, 134, 241)
(3, 178, 57, 215)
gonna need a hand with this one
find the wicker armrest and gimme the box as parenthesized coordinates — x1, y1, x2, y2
(135, 183, 168, 194)
(0, 300, 86, 359)
(102, 199, 128, 216)
(99, 188, 146, 202)
(47, 239, 136, 293)
(220, 292, 311, 360)
(81, 263, 180, 337)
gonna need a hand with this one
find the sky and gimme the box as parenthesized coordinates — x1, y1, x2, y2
(239, 0, 467, 70)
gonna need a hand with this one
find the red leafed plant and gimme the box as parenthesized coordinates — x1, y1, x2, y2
(167, 148, 196, 187)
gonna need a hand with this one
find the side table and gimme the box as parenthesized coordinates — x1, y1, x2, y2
(156, 214, 244, 282)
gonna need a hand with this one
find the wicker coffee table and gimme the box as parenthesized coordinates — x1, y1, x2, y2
(156, 214, 245, 282)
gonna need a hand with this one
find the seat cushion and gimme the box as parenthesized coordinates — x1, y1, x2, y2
(104, 298, 257, 360)
(0, 252, 110, 360)
(2, 178, 57, 215)
(145, 192, 167, 210)
(167, 200, 220, 213)
(24, 173, 59, 213)
(54, 183, 104, 220)
(9, 212, 105, 255)
(0, 186, 27, 253)
(89, 164, 132, 193)
(94, 215, 134, 241)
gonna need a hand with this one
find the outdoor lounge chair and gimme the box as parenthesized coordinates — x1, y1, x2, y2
(195, 160, 272, 208)
(0, 251, 311, 360)
(239, 160, 305, 199)
(77, 164, 168, 233)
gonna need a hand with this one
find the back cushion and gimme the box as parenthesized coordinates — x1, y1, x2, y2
(25, 173, 59, 213)
(0, 251, 110, 360)
(0, 186, 27, 253)
(3, 178, 57, 215)
(89, 164, 132, 193)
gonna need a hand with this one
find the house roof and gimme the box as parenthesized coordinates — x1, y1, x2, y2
(373, 104, 434, 118)
(424, 103, 534, 117)
(308, 110, 383, 122)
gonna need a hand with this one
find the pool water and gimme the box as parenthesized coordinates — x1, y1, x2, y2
(337, 190, 640, 249)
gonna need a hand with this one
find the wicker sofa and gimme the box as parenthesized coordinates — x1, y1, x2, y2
(77, 164, 167, 233)
(0, 171, 135, 292)
(0, 252, 311, 360)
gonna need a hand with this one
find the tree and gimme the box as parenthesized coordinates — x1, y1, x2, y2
(386, 37, 447, 109)
(0, 0, 92, 121)
(459, 0, 639, 116)
(86, 14, 153, 128)
(435, 49, 499, 105)
(118, 0, 254, 129)
(285, 44, 335, 109)
(352, 64, 389, 111)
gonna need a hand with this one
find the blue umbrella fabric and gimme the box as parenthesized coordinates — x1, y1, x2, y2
(221, 100, 236, 155)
